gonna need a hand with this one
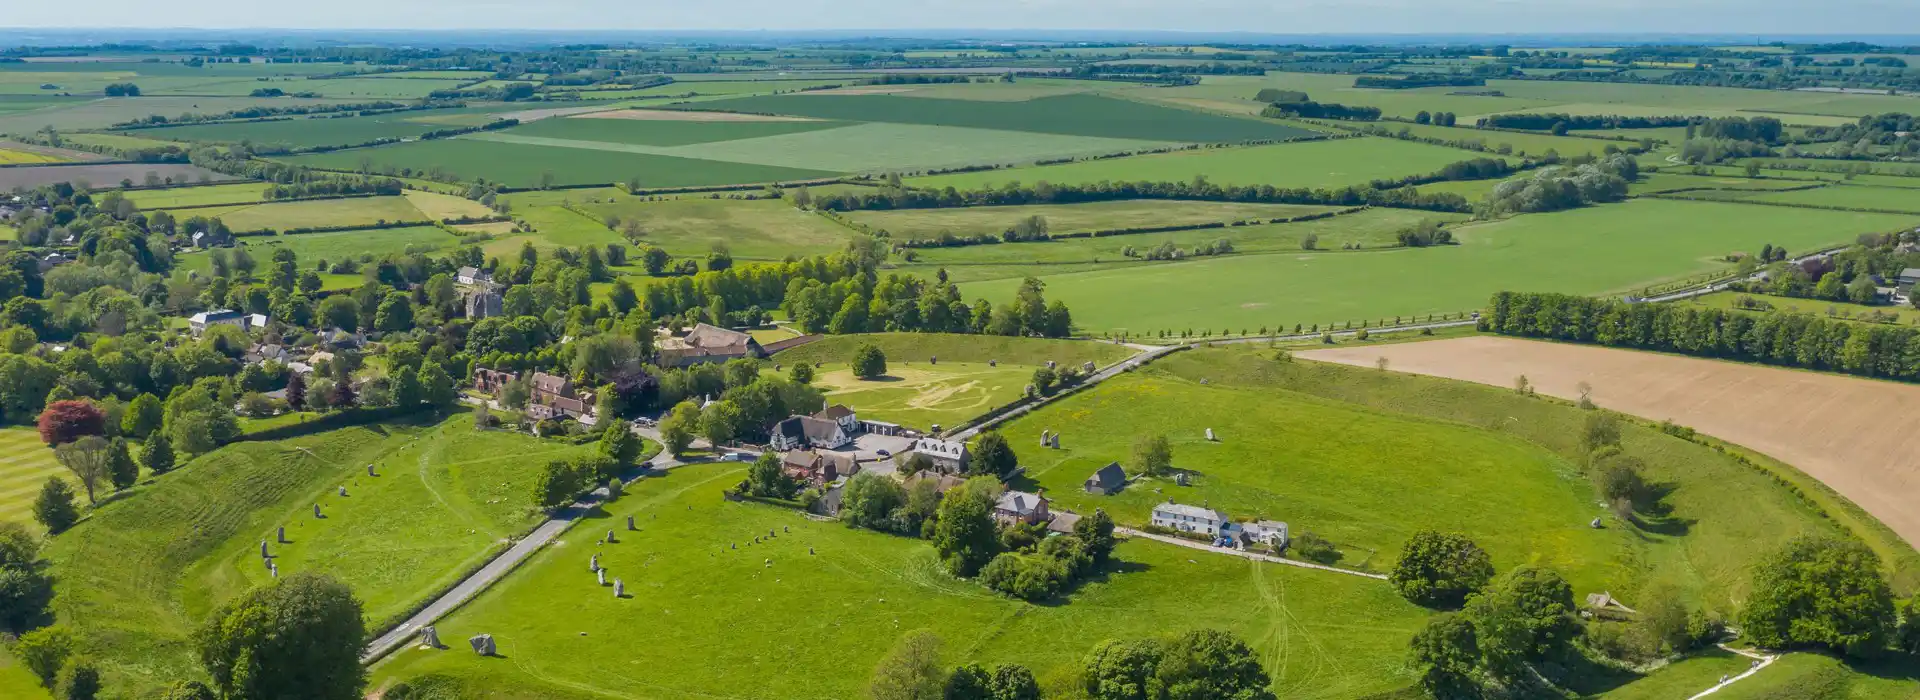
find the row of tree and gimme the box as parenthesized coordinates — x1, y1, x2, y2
(867, 626, 1278, 700)
(811, 178, 1473, 215)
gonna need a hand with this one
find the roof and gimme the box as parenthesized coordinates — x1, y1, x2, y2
(1047, 511, 1081, 534)
(660, 323, 756, 358)
(798, 416, 844, 442)
(995, 491, 1047, 516)
(1086, 462, 1126, 489)
(815, 404, 856, 421)
(1245, 520, 1288, 534)
(530, 371, 571, 395)
(912, 437, 967, 458)
(774, 417, 807, 443)
(190, 309, 244, 324)
(1901, 268, 1920, 280)
(906, 471, 967, 493)
(1153, 502, 1229, 523)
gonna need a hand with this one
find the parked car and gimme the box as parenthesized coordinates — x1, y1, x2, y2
(875, 449, 892, 458)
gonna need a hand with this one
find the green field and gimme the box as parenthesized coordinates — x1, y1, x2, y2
(775, 332, 1137, 370)
(167, 195, 429, 231)
(1127, 73, 1560, 120)
(1741, 184, 1920, 213)
(962, 199, 1919, 333)
(0, 428, 67, 529)
(466, 122, 1174, 173)
(503, 114, 853, 145)
(909, 138, 1496, 191)
(0, 96, 357, 134)
(575, 196, 853, 260)
(678, 92, 1319, 142)
(1706, 653, 1920, 699)
(842, 200, 1342, 239)
(370, 461, 1431, 699)
(40, 412, 621, 697)
(1627, 172, 1826, 195)
(1371, 121, 1630, 159)
(1684, 290, 1920, 325)
(280, 138, 838, 188)
(122, 106, 526, 148)
(122, 182, 272, 209)
(174, 225, 460, 278)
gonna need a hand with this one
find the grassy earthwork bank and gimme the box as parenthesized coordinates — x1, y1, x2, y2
(40, 411, 622, 698)
(369, 462, 1431, 700)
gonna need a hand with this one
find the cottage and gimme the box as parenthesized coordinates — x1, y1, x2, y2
(993, 490, 1051, 526)
(814, 404, 861, 435)
(1242, 520, 1290, 549)
(781, 449, 858, 486)
(1045, 510, 1082, 535)
(473, 368, 517, 394)
(456, 266, 494, 287)
(525, 371, 593, 420)
(188, 309, 252, 336)
(770, 416, 851, 452)
(1084, 462, 1126, 495)
(321, 328, 364, 349)
(909, 437, 970, 474)
(243, 343, 289, 365)
(1151, 501, 1234, 537)
(657, 323, 763, 367)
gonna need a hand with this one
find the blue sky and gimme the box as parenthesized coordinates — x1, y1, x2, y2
(6, 0, 1919, 34)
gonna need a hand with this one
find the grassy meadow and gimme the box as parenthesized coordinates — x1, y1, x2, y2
(122, 182, 272, 209)
(679, 92, 1319, 142)
(117, 106, 527, 148)
(502, 114, 854, 146)
(575, 196, 856, 260)
(0, 428, 67, 529)
(279, 138, 839, 188)
(909, 138, 1498, 191)
(166, 195, 429, 231)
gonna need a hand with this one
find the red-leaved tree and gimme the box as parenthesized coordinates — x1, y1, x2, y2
(38, 400, 106, 446)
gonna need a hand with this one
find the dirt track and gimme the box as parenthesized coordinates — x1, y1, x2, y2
(1301, 336, 1920, 549)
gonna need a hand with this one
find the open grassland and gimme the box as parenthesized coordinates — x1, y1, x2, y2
(962, 200, 1919, 332)
(402, 190, 495, 220)
(841, 200, 1343, 239)
(167, 195, 428, 231)
(1301, 336, 1920, 576)
(0, 96, 356, 133)
(1593, 648, 1757, 699)
(1628, 172, 1826, 195)
(809, 364, 1032, 432)
(575, 196, 852, 260)
(504, 113, 851, 145)
(496, 206, 624, 252)
(0, 139, 101, 164)
(122, 182, 271, 208)
(0, 428, 67, 529)
(59, 131, 191, 153)
(1683, 290, 1920, 325)
(370, 462, 1432, 700)
(775, 332, 1136, 369)
(41, 413, 615, 697)
(911, 137, 1495, 191)
(1365, 121, 1630, 159)
(0, 162, 236, 190)
(245, 225, 458, 264)
(467, 122, 1173, 173)
(678, 92, 1318, 142)
(279, 138, 838, 188)
(1739, 184, 1920, 213)
(1706, 653, 1919, 699)
(897, 207, 1463, 266)
(122, 106, 524, 148)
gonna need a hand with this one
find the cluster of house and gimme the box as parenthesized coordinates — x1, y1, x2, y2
(1080, 461, 1290, 550)
(473, 368, 597, 421)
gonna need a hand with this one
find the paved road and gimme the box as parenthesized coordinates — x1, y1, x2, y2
(361, 429, 747, 663)
(1119, 527, 1387, 580)
(950, 343, 1182, 441)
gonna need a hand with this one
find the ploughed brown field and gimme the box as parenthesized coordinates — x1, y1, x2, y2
(1301, 336, 1920, 549)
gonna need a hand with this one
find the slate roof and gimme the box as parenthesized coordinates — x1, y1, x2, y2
(995, 491, 1047, 517)
(1085, 462, 1126, 490)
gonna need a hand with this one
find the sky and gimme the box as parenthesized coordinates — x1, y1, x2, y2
(5, 0, 1920, 36)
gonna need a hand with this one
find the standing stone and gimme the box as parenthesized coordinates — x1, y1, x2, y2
(1590, 517, 1604, 529)
(606, 530, 616, 544)
(590, 554, 600, 572)
(264, 555, 274, 570)
(614, 579, 625, 597)
(989, 359, 997, 367)
(1039, 430, 1051, 447)
(809, 547, 815, 555)
(929, 356, 937, 365)
(261, 540, 270, 558)
(468, 634, 496, 656)
(1047, 360, 1056, 369)
(1205, 428, 1216, 441)
(269, 561, 278, 578)
(276, 526, 286, 544)
(368, 464, 376, 477)
(627, 515, 636, 530)
(419, 626, 441, 649)
(597, 569, 606, 586)
(783, 525, 789, 533)
(339, 485, 348, 497)
(313, 504, 323, 518)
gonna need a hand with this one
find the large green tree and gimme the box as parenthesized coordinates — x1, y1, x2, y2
(194, 572, 366, 700)
(933, 478, 1001, 577)
(1409, 614, 1481, 700)
(853, 344, 888, 379)
(1151, 629, 1276, 700)
(1465, 566, 1578, 681)
(1740, 535, 1895, 657)
(869, 629, 945, 700)
(1131, 434, 1172, 477)
(32, 478, 78, 534)
(968, 431, 1017, 478)
(1389, 530, 1494, 608)
(1084, 638, 1162, 700)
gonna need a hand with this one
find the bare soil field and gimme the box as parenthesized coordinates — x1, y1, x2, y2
(0, 162, 239, 190)
(573, 108, 821, 122)
(1301, 335, 1920, 549)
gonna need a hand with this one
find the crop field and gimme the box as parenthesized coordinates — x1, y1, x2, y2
(1302, 335, 1920, 557)
(466, 122, 1172, 173)
(0, 428, 67, 528)
(402, 190, 494, 220)
(842, 200, 1342, 239)
(911, 137, 1494, 191)
(961, 199, 1919, 332)
(1132, 73, 1560, 120)
(0, 162, 237, 190)
(122, 106, 527, 148)
(369, 461, 1432, 700)
(677, 92, 1320, 142)
(0, 96, 356, 133)
(575, 196, 852, 260)
(122, 182, 272, 208)
(242, 225, 458, 264)
(1740, 183, 1920, 213)
(166, 195, 429, 231)
(56, 131, 190, 153)
(566, 79, 849, 99)
(279, 138, 838, 188)
(0, 139, 104, 164)
(504, 112, 849, 145)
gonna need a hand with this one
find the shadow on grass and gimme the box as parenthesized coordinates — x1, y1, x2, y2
(856, 375, 908, 383)
(1546, 650, 1642, 696)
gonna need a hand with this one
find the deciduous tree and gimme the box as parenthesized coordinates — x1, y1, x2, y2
(869, 630, 944, 700)
(194, 572, 367, 700)
(1131, 434, 1172, 477)
(33, 478, 78, 534)
(934, 478, 1001, 576)
(38, 400, 104, 446)
(53, 436, 111, 505)
(1390, 530, 1494, 607)
(1740, 535, 1895, 657)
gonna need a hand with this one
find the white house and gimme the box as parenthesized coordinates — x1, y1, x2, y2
(1151, 501, 1235, 538)
(814, 404, 861, 436)
(770, 416, 851, 452)
(1242, 520, 1290, 549)
(909, 437, 970, 474)
(456, 266, 495, 287)
(189, 309, 256, 336)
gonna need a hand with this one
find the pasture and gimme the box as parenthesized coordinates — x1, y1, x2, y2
(0, 427, 67, 529)
(909, 137, 1497, 191)
(122, 182, 272, 209)
(166, 195, 429, 232)
(678, 92, 1320, 142)
(1302, 335, 1920, 568)
(840, 200, 1343, 239)
(241, 225, 459, 265)
(1740, 183, 1920, 213)
(1130, 73, 1559, 120)
(122, 106, 526, 148)
(402, 190, 495, 221)
(1369, 121, 1629, 159)
(0, 162, 237, 190)
(773, 332, 1136, 370)
(809, 363, 1032, 432)
(279, 138, 837, 188)
(504, 112, 851, 145)
(0, 96, 356, 133)
(575, 196, 853, 260)
(960, 200, 1919, 332)
(1685, 290, 1920, 325)
(40, 413, 613, 697)
(369, 461, 1432, 700)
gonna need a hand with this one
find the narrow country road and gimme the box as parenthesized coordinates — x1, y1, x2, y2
(1686, 645, 1778, 699)
(361, 426, 752, 663)
(949, 343, 1181, 440)
(1118, 527, 1387, 580)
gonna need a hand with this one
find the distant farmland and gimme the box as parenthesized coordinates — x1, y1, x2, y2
(0, 162, 239, 190)
(278, 138, 839, 188)
(677, 92, 1321, 142)
(910, 137, 1500, 191)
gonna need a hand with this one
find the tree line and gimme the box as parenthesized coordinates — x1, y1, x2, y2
(809, 174, 1488, 215)
(1478, 113, 1696, 131)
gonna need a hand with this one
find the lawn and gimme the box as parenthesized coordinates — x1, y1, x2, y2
(279, 138, 838, 188)
(122, 182, 272, 209)
(40, 412, 619, 697)
(468, 122, 1174, 174)
(574, 196, 854, 260)
(775, 332, 1137, 370)
(1593, 648, 1759, 699)
(840, 200, 1343, 240)
(369, 462, 1433, 700)
(960, 199, 1920, 333)
(908, 138, 1498, 191)
(502, 114, 854, 146)
(0, 427, 67, 529)
(808, 363, 1033, 432)
(166, 195, 429, 232)
(677, 92, 1319, 142)
(1706, 653, 1920, 699)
